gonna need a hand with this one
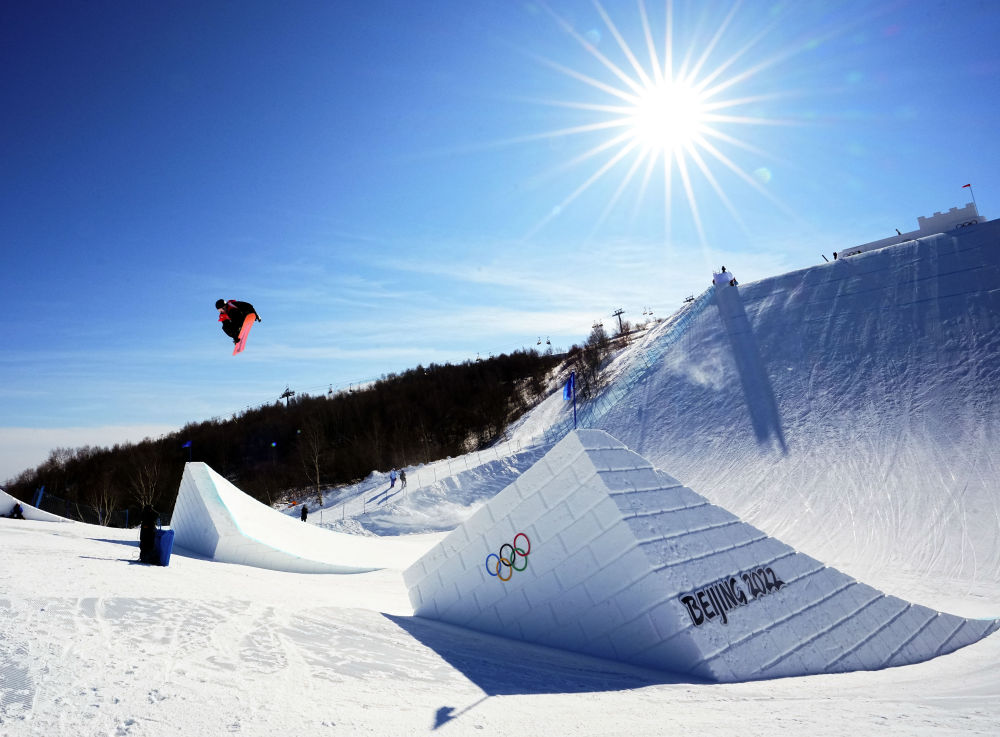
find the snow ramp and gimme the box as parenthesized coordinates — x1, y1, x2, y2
(171, 462, 439, 573)
(403, 430, 999, 682)
(1, 487, 73, 523)
(596, 219, 1000, 585)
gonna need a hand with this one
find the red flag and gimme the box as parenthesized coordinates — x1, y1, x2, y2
(962, 183, 972, 188)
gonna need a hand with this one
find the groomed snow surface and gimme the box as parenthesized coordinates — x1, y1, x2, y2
(3, 221, 1000, 735)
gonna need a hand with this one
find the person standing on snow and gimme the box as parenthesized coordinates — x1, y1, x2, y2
(300, 504, 308, 522)
(216, 299, 260, 345)
(399, 469, 407, 489)
(139, 504, 159, 563)
(389, 469, 397, 489)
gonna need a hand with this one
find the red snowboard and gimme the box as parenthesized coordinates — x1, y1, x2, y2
(233, 314, 256, 355)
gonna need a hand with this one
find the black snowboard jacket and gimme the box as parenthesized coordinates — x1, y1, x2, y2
(219, 300, 260, 340)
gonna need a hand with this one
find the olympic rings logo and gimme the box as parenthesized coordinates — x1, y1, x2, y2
(485, 533, 531, 582)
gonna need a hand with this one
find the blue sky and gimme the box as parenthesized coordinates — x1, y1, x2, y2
(2, 0, 999, 481)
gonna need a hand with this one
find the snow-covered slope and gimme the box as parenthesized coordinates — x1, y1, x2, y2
(595, 222, 1000, 607)
(2, 220, 998, 735)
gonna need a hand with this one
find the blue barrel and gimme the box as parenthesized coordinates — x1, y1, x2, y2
(154, 529, 175, 567)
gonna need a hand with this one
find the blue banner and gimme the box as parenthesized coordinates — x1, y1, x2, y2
(563, 372, 575, 400)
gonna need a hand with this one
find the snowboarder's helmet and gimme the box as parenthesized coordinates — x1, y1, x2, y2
(215, 299, 225, 309)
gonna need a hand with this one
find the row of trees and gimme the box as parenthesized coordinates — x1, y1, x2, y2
(6, 349, 564, 522)
(6, 311, 650, 527)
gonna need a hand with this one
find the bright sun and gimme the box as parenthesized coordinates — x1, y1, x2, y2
(523, 0, 795, 241)
(628, 79, 707, 154)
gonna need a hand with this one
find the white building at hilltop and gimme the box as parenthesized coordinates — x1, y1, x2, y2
(838, 202, 985, 258)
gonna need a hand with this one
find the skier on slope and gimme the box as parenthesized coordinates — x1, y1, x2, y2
(216, 299, 261, 345)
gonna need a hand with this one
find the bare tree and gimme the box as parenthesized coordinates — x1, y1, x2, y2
(91, 471, 118, 526)
(298, 414, 328, 506)
(574, 323, 612, 399)
(128, 445, 162, 508)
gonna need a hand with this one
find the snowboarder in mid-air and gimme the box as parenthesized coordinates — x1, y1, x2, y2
(216, 299, 261, 349)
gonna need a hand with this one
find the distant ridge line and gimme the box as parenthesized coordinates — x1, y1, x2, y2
(536, 285, 716, 445)
(340, 286, 716, 521)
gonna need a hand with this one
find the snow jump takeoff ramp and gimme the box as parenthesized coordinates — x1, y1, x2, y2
(403, 430, 999, 682)
(171, 462, 431, 574)
(1, 488, 73, 523)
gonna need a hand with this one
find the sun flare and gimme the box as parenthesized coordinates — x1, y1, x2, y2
(525, 0, 801, 242)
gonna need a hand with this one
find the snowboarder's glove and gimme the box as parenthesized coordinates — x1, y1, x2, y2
(255, 315, 261, 322)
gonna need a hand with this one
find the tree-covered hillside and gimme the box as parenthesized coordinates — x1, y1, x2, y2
(7, 349, 564, 523)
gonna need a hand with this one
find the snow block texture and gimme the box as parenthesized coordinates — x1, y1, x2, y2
(171, 462, 413, 573)
(404, 430, 999, 682)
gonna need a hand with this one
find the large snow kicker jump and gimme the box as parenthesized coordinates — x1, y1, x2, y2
(404, 430, 999, 682)
(1, 488, 73, 523)
(170, 462, 435, 573)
